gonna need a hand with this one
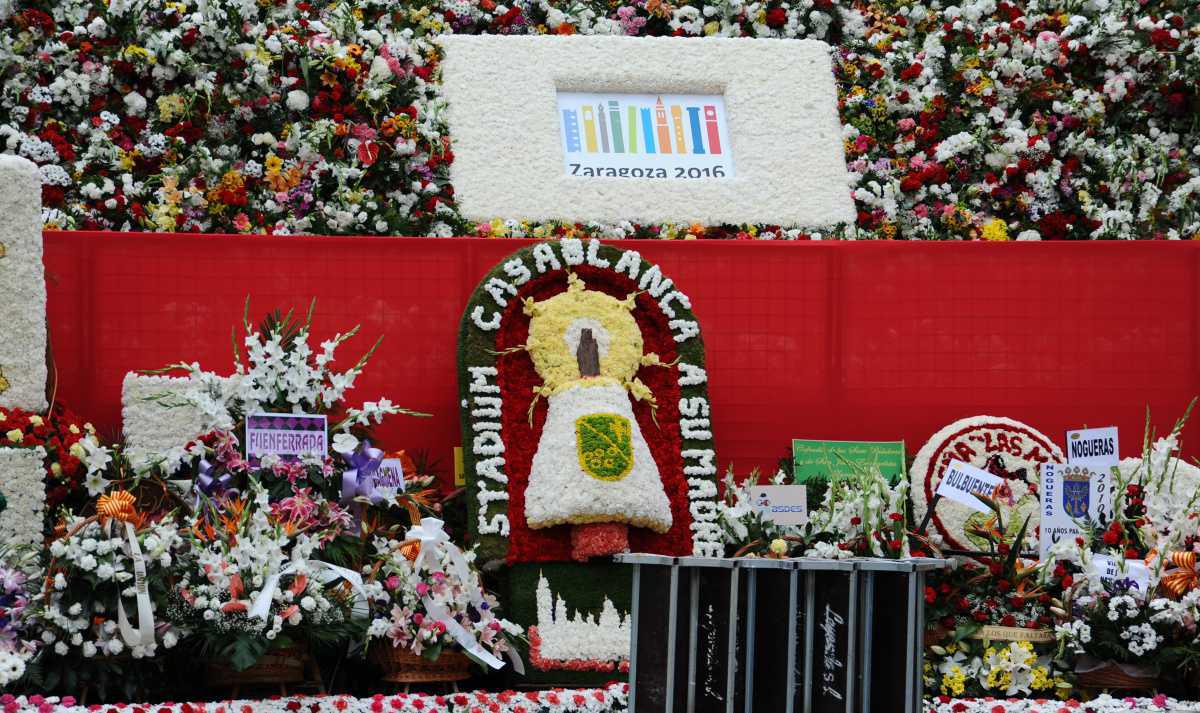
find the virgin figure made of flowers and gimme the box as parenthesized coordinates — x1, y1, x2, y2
(522, 273, 672, 561)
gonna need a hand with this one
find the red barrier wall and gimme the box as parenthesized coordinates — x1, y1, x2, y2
(42, 232, 1200, 479)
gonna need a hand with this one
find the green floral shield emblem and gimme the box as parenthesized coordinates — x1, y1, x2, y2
(576, 413, 634, 481)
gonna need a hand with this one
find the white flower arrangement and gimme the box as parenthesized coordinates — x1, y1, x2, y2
(532, 573, 629, 670)
(804, 466, 909, 558)
(910, 416, 1063, 552)
(0, 447, 46, 548)
(439, 35, 854, 228)
(715, 468, 801, 553)
(0, 155, 47, 413)
(121, 373, 231, 475)
(35, 516, 185, 660)
(1116, 443, 1200, 554)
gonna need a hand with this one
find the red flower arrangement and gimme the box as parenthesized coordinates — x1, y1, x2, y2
(0, 404, 98, 522)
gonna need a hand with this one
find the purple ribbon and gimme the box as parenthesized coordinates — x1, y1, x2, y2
(340, 440, 386, 511)
(194, 458, 237, 507)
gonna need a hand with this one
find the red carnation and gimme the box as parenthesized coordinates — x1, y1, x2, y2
(765, 7, 787, 28)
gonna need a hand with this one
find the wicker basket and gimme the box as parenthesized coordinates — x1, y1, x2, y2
(1075, 658, 1160, 691)
(371, 645, 472, 683)
(206, 645, 307, 687)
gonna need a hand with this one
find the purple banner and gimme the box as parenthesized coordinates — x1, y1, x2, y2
(246, 412, 328, 467)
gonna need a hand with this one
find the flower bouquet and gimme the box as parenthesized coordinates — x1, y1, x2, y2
(166, 486, 361, 677)
(1049, 404, 1200, 692)
(364, 518, 521, 682)
(31, 492, 185, 700)
(714, 467, 804, 558)
(0, 550, 38, 690)
(802, 466, 911, 559)
(142, 302, 428, 529)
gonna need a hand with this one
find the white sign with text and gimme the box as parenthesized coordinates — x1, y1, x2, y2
(936, 460, 1003, 513)
(1066, 426, 1119, 468)
(1039, 462, 1115, 559)
(1090, 554, 1152, 592)
(752, 485, 808, 526)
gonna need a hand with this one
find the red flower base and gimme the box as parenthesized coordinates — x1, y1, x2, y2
(570, 522, 629, 562)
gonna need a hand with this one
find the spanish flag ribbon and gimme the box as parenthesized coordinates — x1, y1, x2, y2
(96, 491, 138, 524)
(1161, 551, 1198, 599)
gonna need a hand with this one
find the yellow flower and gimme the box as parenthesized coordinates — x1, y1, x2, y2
(966, 77, 994, 95)
(122, 45, 156, 64)
(68, 424, 79, 435)
(264, 153, 284, 175)
(28, 415, 42, 427)
(157, 94, 187, 122)
(118, 149, 138, 171)
(703, 20, 720, 35)
(982, 218, 1009, 241)
(69, 441, 86, 457)
(50, 462, 62, 476)
(769, 538, 788, 556)
(6, 429, 22, 443)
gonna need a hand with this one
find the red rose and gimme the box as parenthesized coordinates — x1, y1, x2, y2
(899, 63, 923, 81)
(765, 7, 787, 28)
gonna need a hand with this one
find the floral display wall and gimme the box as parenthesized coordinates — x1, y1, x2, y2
(0, 0, 1197, 241)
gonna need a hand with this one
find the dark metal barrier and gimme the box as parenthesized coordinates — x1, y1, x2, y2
(615, 555, 946, 713)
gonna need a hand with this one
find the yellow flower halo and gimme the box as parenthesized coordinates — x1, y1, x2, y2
(524, 272, 646, 395)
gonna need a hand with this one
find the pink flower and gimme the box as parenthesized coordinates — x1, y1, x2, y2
(385, 575, 401, 591)
(415, 582, 429, 596)
(898, 117, 916, 131)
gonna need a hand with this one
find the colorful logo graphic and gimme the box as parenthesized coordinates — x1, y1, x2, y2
(562, 97, 724, 156)
(557, 92, 734, 179)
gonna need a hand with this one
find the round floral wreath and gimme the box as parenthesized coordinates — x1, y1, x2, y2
(910, 415, 1063, 552)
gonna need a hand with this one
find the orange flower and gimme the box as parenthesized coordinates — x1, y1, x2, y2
(229, 573, 244, 600)
(289, 574, 308, 595)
